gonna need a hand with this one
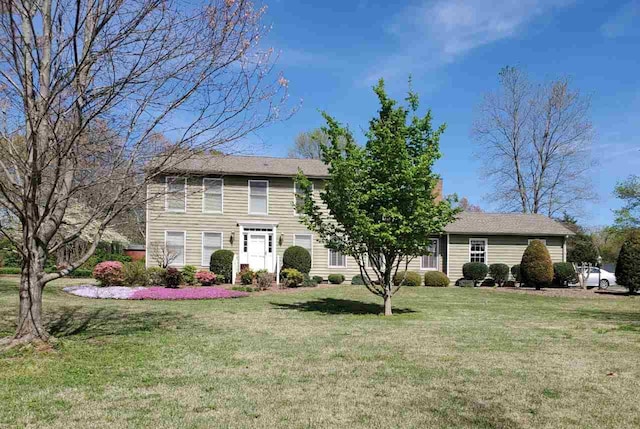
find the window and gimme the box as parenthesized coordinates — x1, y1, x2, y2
(528, 238, 547, 246)
(201, 232, 222, 266)
(469, 238, 487, 264)
(165, 231, 185, 266)
(248, 180, 268, 214)
(294, 234, 313, 257)
(203, 178, 223, 213)
(421, 239, 439, 270)
(294, 181, 313, 215)
(328, 249, 346, 268)
(166, 177, 186, 212)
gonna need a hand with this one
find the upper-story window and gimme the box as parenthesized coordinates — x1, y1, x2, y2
(203, 178, 223, 213)
(294, 181, 313, 215)
(248, 180, 268, 215)
(166, 177, 186, 212)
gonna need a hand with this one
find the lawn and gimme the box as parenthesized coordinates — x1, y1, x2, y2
(1, 278, 639, 429)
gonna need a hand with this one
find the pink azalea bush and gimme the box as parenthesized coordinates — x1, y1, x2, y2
(131, 287, 248, 300)
(93, 261, 124, 286)
(195, 270, 217, 286)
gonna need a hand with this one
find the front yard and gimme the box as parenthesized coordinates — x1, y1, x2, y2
(1, 277, 639, 428)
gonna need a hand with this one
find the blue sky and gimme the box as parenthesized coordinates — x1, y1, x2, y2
(244, 0, 640, 227)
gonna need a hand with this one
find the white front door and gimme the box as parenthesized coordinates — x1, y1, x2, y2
(248, 234, 267, 270)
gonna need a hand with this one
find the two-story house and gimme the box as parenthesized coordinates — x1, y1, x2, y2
(145, 154, 574, 282)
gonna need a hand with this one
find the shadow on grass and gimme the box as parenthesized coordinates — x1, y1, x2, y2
(575, 308, 640, 323)
(44, 306, 192, 339)
(270, 298, 416, 315)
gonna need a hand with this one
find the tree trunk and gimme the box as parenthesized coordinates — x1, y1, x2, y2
(13, 247, 49, 344)
(383, 293, 392, 316)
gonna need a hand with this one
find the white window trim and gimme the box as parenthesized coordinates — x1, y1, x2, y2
(528, 238, 547, 246)
(293, 233, 313, 262)
(293, 180, 314, 216)
(164, 230, 186, 267)
(165, 176, 187, 213)
(328, 248, 347, 268)
(202, 178, 224, 214)
(201, 231, 223, 267)
(468, 238, 488, 264)
(420, 238, 440, 270)
(248, 179, 269, 215)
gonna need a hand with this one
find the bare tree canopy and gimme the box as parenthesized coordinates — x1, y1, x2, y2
(287, 128, 346, 159)
(457, 196, 482, 212)
(0, 0, 292, 346)
(472, 66, 594, 217)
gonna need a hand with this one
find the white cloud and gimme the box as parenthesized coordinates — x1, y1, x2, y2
(361, 0, 573, 84)
(601, 0, 640, 38)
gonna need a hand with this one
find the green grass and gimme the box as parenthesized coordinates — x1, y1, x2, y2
(1, 278, 639, 428)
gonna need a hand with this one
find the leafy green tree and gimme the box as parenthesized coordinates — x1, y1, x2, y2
(296, 79, 459, 315)
(567, 233, 599, 265)
(614, 175, 640, 229)
(615, 232, 640, 293)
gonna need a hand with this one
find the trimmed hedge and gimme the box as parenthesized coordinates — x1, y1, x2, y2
(553, 262, 576, 286)
(393, 271, 422, 286)
(616, 233, 640, 293)
(462, 262, 488, 286)
(0, 267, 20, 275)
(351, 274, 365, 285)
(521, 240, 553, 290)
(282, 246, 311, 274)
(312, 276, 323, 284)
(424, 271, 449, 287)
(210, 249, 234, 283)
(328, 274, 345, 284)
(489, 263, 509, 286)
(511, 265, 521, 283)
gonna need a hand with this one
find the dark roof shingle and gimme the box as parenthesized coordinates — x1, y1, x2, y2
(162, 154, 329, 178)
(444, 212, 574, 236)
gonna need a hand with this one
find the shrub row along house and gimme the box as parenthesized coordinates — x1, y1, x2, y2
(145, 155, 575, 283)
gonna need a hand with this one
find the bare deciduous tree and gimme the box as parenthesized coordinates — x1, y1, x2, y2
(472, 66, 594, 217)
(0, 0, 293, 346)
(148, 241, 179, 269)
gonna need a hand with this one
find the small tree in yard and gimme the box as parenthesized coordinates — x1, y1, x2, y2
(520, 240, 553, 290)
(615, 233, 640, 294)
(296, 79, 459, 315)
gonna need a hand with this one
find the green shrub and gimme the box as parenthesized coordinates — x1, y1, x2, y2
(567, 234, 599, 265)
(488, 263, 509, 286)
(240, 268, 255, 285)
(282, 246, 311, 274)
(255, 269, 273, 290)
(147, 267, 166, 286)
(312, 275, 323, 284)
(511, 265, 521, 283)
(328, 274, 345, 284)
(481, 278, 496, 287)
(424, 271, 449, 287)
(232, 286, 256, 292)
(553, 262, 576, 286)
(616, 233, 640, 293)
(0, 267, 21, 275)
(301, 274, 318, 287)
(281, 268, 303, 287)
(393, 271, 422, 286)
(163, 267, 182, 288)
(67, 268, 93, 278)
(123, 261, 148, 286)
(462, 262, 488, 286)
(351, 274, 365, 285)
(181, 265, 197, 285)
(520, 240, 553, 290)
(210, 249, 234, 283)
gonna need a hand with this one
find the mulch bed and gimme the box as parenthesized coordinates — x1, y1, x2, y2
(485, 286, 635, 299)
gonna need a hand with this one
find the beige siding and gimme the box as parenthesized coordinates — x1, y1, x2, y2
(447, 234, 565, 281)
(146, 175, 445, 282)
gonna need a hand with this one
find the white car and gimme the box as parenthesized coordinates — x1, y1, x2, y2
(582, 267, 617, 289)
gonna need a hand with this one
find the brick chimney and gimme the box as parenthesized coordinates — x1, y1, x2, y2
(433, 179, 443, 202)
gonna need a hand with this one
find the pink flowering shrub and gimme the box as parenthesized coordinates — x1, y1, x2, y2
(131, 287, 248, 300)
(93, 261, 124, 286)
(195, 270, 217, 286)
